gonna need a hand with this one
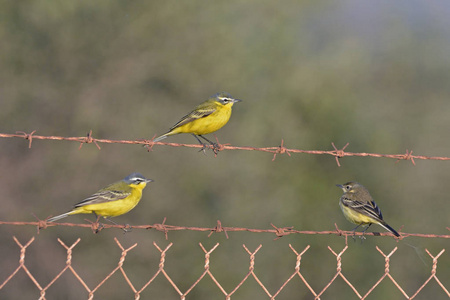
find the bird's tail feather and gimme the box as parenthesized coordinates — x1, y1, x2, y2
(152, 133, 169, 143)
(47, 211, 73, 222)
(379, 222, 400, 237)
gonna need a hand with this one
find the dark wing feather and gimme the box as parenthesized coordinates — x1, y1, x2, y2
(74, 188, 131, 207)
(341, 197, 384, 223)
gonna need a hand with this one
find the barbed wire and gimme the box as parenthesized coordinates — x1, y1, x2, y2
(2, 131, 450, 299)
(1, 130, 450, 165)
(0, 219, 449, 240)
(0, 236, 448, 300)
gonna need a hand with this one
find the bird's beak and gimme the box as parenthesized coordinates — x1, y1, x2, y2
(233, 98, 242, 103)
(146, 179, 154, 183)
(336, 184, 344, 189)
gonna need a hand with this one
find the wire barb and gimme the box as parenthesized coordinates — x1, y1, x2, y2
(150, 217, 169, 239)
(143, 134, 158, 151)
(396, 149, 416, 165)
(270, 223, 294, 240)
(78, 130, 101, 150)
(208, 220, 229, 238)
(272, 139, 291, 161)
(331, 142, 349, 166)
(16, 130, 37, 148)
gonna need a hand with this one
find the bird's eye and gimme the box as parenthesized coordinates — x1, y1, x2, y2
(346, 185, 351, 190)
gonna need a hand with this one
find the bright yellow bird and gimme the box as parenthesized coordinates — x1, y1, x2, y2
(153, 92, 241, 150)
(48, 173, 153, 223)
(337, 182, 400, 238)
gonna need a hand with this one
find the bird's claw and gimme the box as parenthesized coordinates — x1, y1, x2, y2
(211, 143, 220, 154)
(95, 222, 104, 234)
(122, 224, 132, 233)
(198, 145, 208, 155)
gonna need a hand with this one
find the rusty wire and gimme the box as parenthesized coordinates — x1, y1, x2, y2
(1, 131, 450, 165)
(0, 219, 449, 240)
(0, 236, 448, 300)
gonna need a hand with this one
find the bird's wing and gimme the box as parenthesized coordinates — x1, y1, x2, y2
(170, 103, 217, 130)
(74, 185, 132, 207)
(341, 197, 384, 222)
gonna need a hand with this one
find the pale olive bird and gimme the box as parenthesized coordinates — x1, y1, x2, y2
(336, 182, 400, 237)
(153, 92, 241, 149)
(48, 173, 153, 223)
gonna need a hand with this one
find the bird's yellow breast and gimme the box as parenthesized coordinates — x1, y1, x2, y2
(176, 104, 232, 135)
(74, 183, 146, 217)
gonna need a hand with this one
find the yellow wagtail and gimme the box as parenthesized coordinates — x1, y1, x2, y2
(48, 173, 153, 224)
(153, 92, 241, 151)
(336, 182, 400, 237)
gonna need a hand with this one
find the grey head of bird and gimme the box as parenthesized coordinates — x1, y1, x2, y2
(213, 92, 242, 105)
(123, 173, 153, 185)
(336, 182, 370, 197)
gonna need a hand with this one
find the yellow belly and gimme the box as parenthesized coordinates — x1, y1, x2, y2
(339, 201, 373, 225)
(174, 108, 232, 135)
(73, 191, 142, 218)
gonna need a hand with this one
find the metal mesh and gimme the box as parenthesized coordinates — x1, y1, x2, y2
(1, 236, 448, 300)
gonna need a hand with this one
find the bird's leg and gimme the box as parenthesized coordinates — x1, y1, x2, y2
(198, 135, 220, 153)
(192, 134, 208, 154)
(198, 135, 215, 145)
(360, 224, 372, 241)
(351, 224, 363, 241)
(104, 217, 131, 233)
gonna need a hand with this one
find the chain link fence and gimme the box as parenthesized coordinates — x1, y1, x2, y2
(0, 234, 448, 300)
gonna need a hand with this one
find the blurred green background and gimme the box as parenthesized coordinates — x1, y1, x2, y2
(1, 1, 449, 299)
